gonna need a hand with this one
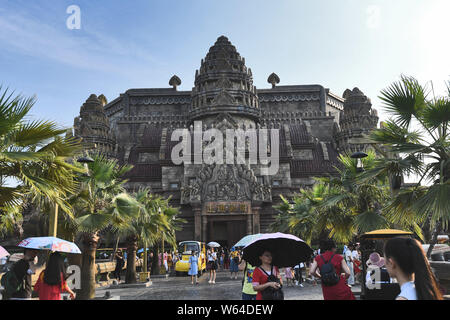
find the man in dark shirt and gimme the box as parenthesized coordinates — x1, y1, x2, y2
(11, 249, 38, 299)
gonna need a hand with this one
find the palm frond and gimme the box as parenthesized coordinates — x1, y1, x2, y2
(379, 75, 427, 128)
(421, 97, 450, 131)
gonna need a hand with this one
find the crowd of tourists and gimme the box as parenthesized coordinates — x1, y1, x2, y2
(1, 236, 445, 300)
(183, 237, 444, 301)
(1, 250, 75, 300)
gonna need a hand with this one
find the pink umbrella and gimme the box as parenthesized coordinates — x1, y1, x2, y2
(242, 232, 313, 268)
(0, 245, 10, 259)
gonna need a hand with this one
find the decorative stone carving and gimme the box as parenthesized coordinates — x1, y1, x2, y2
(335, 87, 379, 154)
(169, 75, 182, 90)
(130, 96, 191, 105)
(267, 73, 280, 88)
(258, 94, 320, 102)
(98, 94, 108, 106)
(216, 76, 233, 89)
(212, 89, 236, 106)
(181, 163, 271, 204)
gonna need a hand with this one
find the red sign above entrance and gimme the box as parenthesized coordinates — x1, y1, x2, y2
(204, 201, 250, 214)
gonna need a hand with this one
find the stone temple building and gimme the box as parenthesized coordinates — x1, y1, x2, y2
(73, 36, 379, 247)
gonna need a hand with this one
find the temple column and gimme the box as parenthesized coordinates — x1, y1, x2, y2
(194, 206, 202, 241)
(252, 207, 261, 234)
(202, 215, 208, 243)
(246, 214, 252, 235)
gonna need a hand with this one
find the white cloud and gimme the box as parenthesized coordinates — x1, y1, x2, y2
(0, 11, 157, 79)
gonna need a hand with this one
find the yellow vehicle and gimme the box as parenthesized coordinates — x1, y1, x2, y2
(175, 241, 206, 276)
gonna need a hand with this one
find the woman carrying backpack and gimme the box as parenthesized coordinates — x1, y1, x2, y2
(309, 239, 355, 300)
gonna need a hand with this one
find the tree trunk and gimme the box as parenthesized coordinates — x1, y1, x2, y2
(125, 235, 138, 284)
(426, 221, 441, 259)
(422, 215, 432, 243)
(110, 236, 120, 262)
(77, 231, 99, 300)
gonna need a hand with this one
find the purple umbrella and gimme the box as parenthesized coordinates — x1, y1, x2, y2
(242, 232, 313, 268)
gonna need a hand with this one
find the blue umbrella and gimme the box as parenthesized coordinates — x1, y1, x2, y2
(137, 248, 150, 254)
(233, 233, 264, 248)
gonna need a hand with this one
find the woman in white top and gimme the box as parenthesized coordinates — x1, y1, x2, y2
(384, 237, 442, 300)
(207, 248, 218, 284)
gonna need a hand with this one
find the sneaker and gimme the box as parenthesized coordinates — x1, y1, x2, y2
(208, 280, 212, 284)
(212, 280, 215, 284)
(295, 281, 299, 286)
(299, 284, 304, 288)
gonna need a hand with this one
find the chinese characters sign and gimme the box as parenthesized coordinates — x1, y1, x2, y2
(204, 201, 250, 214)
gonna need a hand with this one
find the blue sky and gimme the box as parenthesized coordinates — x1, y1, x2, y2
(0, 0, 449, 128)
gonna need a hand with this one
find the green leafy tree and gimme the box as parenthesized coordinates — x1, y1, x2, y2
(66, 154, 140, 299)
(0, 86, 82, 237)
(365, 76, 450, 257)
(271, 151, 407, 244)
(118, 189, 185, 283)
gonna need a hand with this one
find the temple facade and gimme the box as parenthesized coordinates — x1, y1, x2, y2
(73, 36, 379, 247)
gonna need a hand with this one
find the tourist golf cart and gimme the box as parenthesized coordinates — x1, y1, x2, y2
(359, 229, 414, 300)
(175, 241, 206, 276)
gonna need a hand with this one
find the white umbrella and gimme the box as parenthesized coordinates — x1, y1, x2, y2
(17, 237, 81, 254)
(207, 241, 221, 248)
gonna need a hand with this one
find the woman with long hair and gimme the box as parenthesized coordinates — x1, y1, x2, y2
(384, 237, 443, 300)
(34, 252, 76, 300)
(207, 247, 218, 284)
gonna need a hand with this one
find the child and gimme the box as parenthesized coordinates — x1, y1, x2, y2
(284, 267, 294, 286)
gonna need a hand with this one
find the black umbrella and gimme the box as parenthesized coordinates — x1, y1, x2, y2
(242, 232, 313, 268)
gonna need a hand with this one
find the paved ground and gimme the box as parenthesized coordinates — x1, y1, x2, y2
(95, 270, 361, 300)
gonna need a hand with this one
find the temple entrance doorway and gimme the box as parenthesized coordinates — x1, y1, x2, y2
(207, 219, 246, 249)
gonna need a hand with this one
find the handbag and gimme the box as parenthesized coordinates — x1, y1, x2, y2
(259, 266, 284, 300)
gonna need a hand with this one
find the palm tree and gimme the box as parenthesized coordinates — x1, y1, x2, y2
(271, 152, 400, 244)
(0, 86, 82, 236)
(119, 189, 185, 283)
(270, 186, 323, 245)
(365, 76, 450, 257)
(67, 154, 140, 299)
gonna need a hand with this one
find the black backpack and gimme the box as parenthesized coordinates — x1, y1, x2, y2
(259, 266, 284, 300)
(1, 269, 24, 300)
(319, 254, 340, 286)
